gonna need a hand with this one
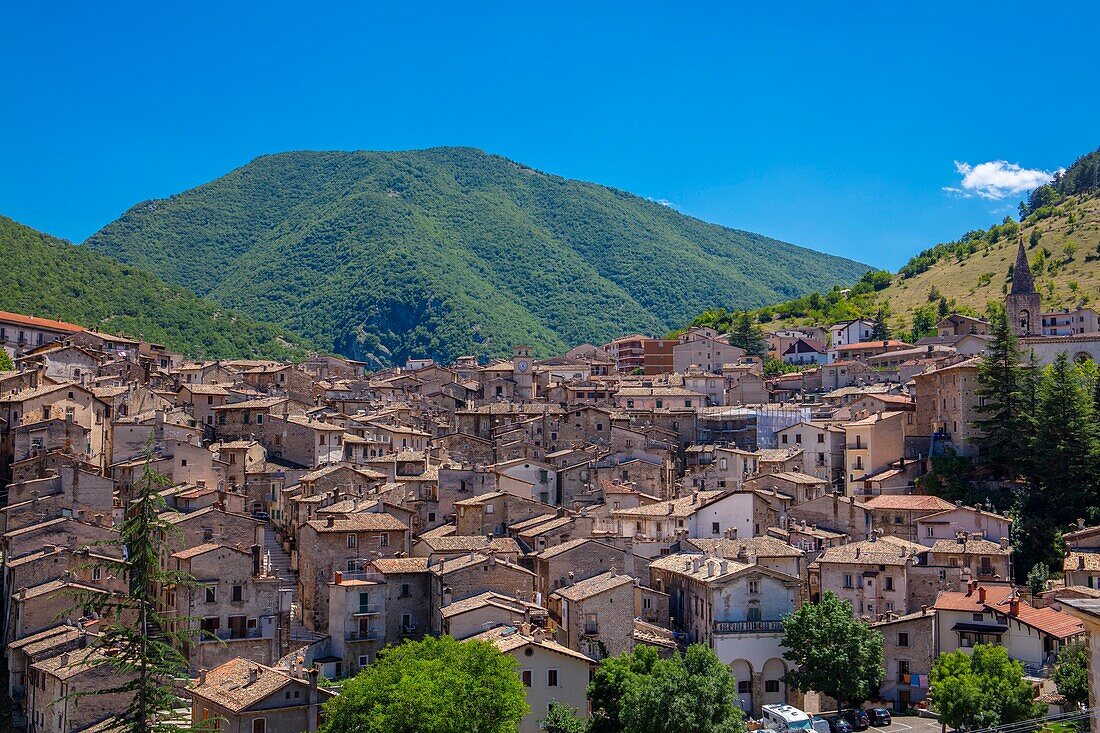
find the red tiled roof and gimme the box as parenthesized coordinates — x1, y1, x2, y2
(0, 310, 84, 333)
(862, 495, 955, 511)
(835, 340, 913, 352)
(935, 585, 1084, 639)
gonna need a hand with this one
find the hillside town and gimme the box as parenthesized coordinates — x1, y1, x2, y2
(1, 240, 1098, 733)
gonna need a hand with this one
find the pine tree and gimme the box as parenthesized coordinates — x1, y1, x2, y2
(71, 448, 200, 732)
(870, 309, 890, 340)
(1031, 354, 1099, 514)
(972, 308, 1030, 479)
(727, 312, 767, 356)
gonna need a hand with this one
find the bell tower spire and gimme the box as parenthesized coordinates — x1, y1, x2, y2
(1006, 238, 1040, 337)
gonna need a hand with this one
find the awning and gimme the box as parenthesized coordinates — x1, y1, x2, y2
(952, 621, 1008, 633)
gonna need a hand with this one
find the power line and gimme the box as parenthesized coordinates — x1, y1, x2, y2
(962, 707, 1095, 733)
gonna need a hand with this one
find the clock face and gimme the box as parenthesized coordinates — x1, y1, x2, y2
(518, 360, 530, 373)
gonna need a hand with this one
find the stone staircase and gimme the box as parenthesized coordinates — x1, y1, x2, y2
(263, 526, 326, 644)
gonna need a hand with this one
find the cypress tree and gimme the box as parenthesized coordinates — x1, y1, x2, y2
(972, 308, 1030, 479)
(870, 308, 891, 340)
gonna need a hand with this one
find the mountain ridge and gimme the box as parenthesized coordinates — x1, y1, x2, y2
(0, 215, 313, 360)
(85, 147, 869, 364)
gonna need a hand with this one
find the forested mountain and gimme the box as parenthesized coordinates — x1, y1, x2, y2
(0, 216, 311, 359)
(85, 147, 868, 364)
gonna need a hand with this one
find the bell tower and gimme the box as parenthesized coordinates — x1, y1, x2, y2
(513, 345, 533, 401)
(1006, 239, 1040, 337)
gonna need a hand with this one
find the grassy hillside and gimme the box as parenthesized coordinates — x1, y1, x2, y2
(687, 146, 1100, 340)
(879, 194, 1100, 330)
(0, 216, 313, 360)
(85, 147, 868, 364)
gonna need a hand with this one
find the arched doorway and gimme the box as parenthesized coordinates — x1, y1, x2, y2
(762, 658, 788, 707)
(730, 659, 754, 715)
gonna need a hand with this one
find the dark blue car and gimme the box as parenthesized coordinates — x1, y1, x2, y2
(839, 709, 869, 731)
(868, 708, 892, 726)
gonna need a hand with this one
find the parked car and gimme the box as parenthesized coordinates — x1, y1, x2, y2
(839, 709, 869, 731)
(811, 716, 831, 733)
(867, 708, 891, 726)
(827, 717, 853, 733)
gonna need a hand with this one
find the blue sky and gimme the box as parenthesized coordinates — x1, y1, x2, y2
(1, 2, 1097, 270)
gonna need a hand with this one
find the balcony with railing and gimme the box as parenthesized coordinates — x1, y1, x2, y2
(713, 620, 784, 634)
(202, 627, 268, 642)
(352, 604, 382, 616)
(346, 629, 382, 642)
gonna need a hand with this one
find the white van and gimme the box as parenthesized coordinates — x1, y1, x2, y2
(761, 704, 814, 733)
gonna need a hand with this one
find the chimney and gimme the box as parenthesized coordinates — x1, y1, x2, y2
(1009, 596, 1020, 615)
(307, 667, 321, 733)
(855, 546, 861, 559)
(978, 586, 986, 602)
(1079, 518, 1086, 530)
(920, 605, 927, 616)
(60, 652, 70, 666)
(326, 516, 335, 528)
(334, 571, 343, 585)
(248, 666, 258, 684)
(1079, 555, 1086, 570)
(252, 544, 262, 576)
(197, 668, 207, 685)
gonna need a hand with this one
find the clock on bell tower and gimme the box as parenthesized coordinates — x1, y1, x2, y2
(513, 344, 533, 401)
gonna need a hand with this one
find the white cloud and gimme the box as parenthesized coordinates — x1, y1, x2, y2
(945, 160, 1060, 200)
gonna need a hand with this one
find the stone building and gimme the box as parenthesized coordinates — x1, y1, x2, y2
(190, 658, 333, 733)
(531, 538, 630, 598)
(296, 513, 410, 632)
(648, 553, 800, 716)
(28, 648, 134, 733)
(431, 552, 537, 634)
(549, 571, 636, 661)
(871, 608, 936, 710)
(169, 543, 281, 671)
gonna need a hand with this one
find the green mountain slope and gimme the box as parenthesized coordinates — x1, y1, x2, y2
(0, 216, 312, 360)
(85, 147, 868, 364)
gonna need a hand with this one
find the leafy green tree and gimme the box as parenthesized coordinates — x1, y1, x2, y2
(929, 650, 983, 733)
(618, 645, 745, 733)
(72, 449, 199, 732)
(870, 308, 890, 340)
(589, 645, 745, 733)
(1052, 642, 1089, 709)
(909, 305, 938, 342)
(541, 702, 588, 733)
(972, 308, 1030, 479)
(930, 645, 1043, 732)
(780, 592, 884, 707)
(0, 348, 13, 371)
(1026, 562, 1049, 595)
(588, 645, 661, 733)
(320, 636, 527, 733)
(727, 312, 768, 356)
